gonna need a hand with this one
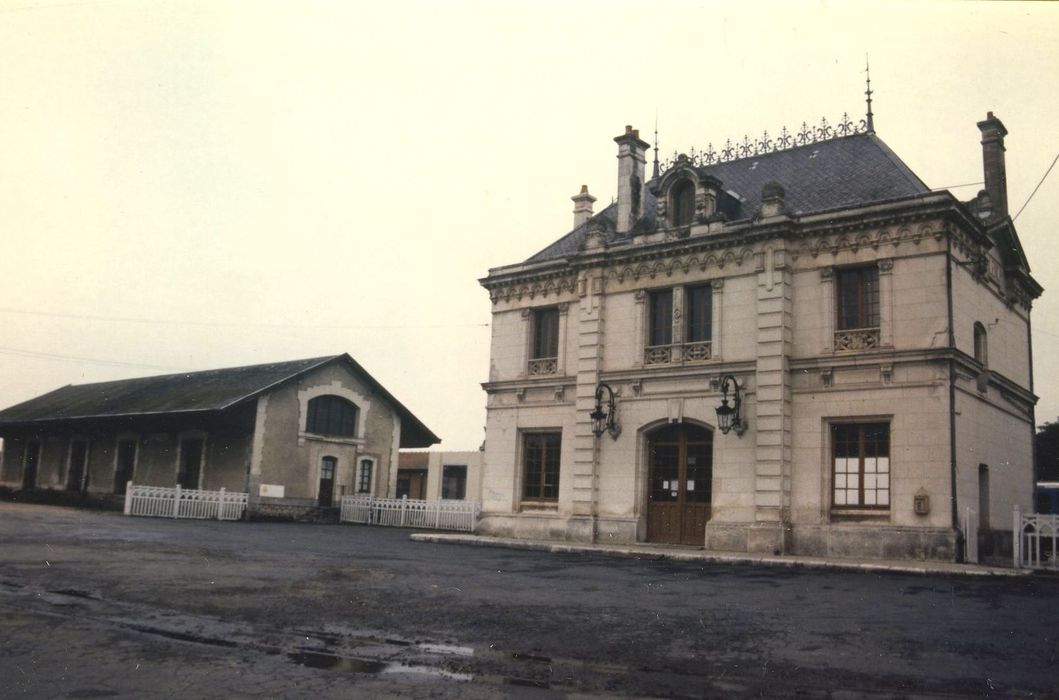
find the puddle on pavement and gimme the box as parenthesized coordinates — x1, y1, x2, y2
(48, 588, 96, 599)
(287, 651, 472, 681)
(417, 642, 474, 657)
(127, 624, 238, 648)
(505, 677, 551, 689)
(288, 651, 387, 674)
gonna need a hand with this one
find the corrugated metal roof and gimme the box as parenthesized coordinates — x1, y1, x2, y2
(526, 133, 929, 263)
(0, 354, 440, 447)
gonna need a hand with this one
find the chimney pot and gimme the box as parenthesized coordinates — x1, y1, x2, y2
(571, 185, 597, 230)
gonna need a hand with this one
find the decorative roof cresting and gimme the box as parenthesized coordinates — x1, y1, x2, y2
(658, 113, 870, 172)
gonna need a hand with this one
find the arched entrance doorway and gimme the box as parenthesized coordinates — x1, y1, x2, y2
(645, 423, 713, 545)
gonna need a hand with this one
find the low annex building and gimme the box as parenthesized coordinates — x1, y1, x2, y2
(478, 107, 1041, 561)
(396, 450, 484, 501)
(0, 355, 439, 516)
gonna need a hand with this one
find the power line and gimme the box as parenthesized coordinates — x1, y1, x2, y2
(931, 181, 983, 190)
(0, 345, 191, 372)
(1013, 150, 1059, 222)
(0, 306, 489, 331)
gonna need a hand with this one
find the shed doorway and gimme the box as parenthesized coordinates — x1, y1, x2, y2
(645, 424, 713, 545)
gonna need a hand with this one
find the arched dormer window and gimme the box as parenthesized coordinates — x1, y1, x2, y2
(671, 179, 696, 227)
(306, 395, 358, 437)
(973, 322, 988, 366)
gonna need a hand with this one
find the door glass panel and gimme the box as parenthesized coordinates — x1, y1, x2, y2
(649, 443, 679, 502)
(685, 441, 712, 503)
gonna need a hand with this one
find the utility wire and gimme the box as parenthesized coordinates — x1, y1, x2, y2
(0, 306, 488, 330)
(931, 181, 983, 190)
(1013, 150, 1059, 222)
(0, 345, 191, 372)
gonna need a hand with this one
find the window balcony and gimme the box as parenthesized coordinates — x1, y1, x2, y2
(644, 341, 713, 366)
(527, 357, 558, 376)
(834, 327, 880, 352)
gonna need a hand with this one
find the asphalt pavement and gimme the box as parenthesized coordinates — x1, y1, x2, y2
(1, 502, 1056, 698)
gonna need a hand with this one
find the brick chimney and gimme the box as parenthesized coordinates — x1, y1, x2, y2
(614, 125, 650, 234)
(977, 112, 1008, 221)
(571, 185, 597, 229)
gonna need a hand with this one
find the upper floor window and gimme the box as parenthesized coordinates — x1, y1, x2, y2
(645, 286, 713, 365)
(973, 322, 988, 366)
(647, 289, 673, 347)
(670, 179, 695, 227)
(528, 307, 559, 376)
(686, 284, 712, 343)
(834, 266, 880, 351)
(306, 395, 358, 437)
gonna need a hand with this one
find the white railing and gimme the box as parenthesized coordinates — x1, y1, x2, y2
(340, 495, 480, 532)
(1014, 507, 1059, 570)
(124, 482, 247, 521)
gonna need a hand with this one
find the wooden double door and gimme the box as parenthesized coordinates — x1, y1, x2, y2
(646, 424, 713, 545)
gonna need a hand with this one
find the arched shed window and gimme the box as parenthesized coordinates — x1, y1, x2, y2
(973, 322, 988, 366)
(306, 395, 358, 437)
(671, 179, 696, 227)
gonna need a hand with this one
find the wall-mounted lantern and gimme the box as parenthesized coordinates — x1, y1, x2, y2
(590, 382, 619, 439)
(714, 374, 746, 437)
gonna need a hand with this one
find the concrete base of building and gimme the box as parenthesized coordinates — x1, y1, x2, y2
(247, 497, 321, 522)
(483, 512, 961, 562)
(478, 512, 639, 544)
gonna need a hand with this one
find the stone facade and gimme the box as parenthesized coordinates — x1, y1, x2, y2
(0, 355, 439, 517)
(396, 450, 484, 501)
(478, 113, 1040, 561)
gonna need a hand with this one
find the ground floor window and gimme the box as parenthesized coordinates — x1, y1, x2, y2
(442, 465, 467, 500)
(396, 469, 427, 500)
(832, 422, 890, 509)
(177, 437, 204, 490)
(358, 459, 373, 494)
(522, 432, 561, 502)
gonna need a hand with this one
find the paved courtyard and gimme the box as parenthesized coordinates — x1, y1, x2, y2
(0, 502, 1056, 698)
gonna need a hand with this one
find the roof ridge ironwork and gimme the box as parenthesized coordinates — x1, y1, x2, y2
(659, 113, 870, 172)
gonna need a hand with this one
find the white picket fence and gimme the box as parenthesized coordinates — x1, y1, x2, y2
(340, 495, 480, 532)
(1013, 507, 1059, 570)
(124, 483, 247, 521)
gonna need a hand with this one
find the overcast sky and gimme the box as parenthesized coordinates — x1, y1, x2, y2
(1, 0, 1058, 449)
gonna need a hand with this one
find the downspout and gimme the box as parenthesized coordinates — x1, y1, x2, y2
(1027, 306, 1037, 510)
(946, 235, 961, 559)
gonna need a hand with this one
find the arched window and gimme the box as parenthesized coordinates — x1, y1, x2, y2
(670, 179, 696, 227)
(973, 322, 988, 366)
(306, 395, 358, 437)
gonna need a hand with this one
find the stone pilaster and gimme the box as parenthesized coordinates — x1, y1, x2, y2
(570, 267, 606, 534)
(750, 246, 793, 554)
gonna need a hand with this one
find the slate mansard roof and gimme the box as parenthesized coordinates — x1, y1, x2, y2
(527, 132, 931, 263)
(0, 355, 440, 448)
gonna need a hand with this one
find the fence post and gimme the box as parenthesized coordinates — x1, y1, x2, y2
(218, 487, 226, 520)
(174, 484, 182, 519)
(401, 495, 408, 526)
(435, 499, 442, 529)
(123, 482, 133, 515)
(1013, 506, 1021, 569)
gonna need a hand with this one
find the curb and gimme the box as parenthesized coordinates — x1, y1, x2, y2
(409, 533, 1028, 578)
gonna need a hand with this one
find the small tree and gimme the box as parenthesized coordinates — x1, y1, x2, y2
(1035, 421, 1059, 482)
